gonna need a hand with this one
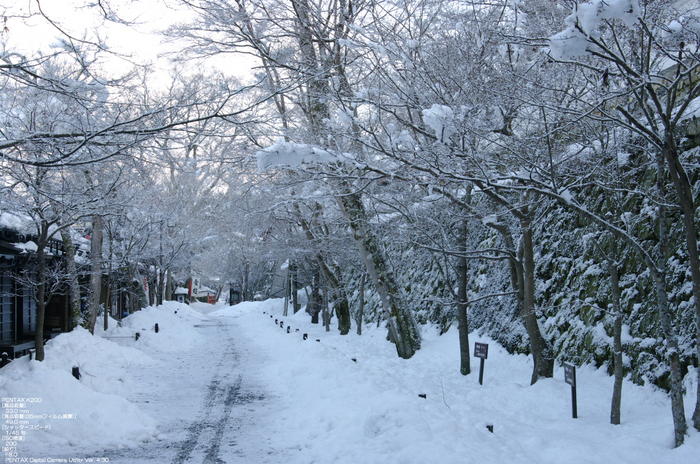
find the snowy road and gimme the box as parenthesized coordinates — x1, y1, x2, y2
(80, 314, 287, 464)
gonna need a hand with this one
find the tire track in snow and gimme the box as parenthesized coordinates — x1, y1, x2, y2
(47, 313, 276, 464)
(173, 318, 243, 464)
(92, 316, 266, 464)
(173, 378, 241, 464)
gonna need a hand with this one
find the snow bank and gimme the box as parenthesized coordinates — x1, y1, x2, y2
(42, 327, 154, 396)
(101, 301, 204, 353)
(0, 301, 200, 455)
(0, 329, 159, 454)
(0, 360, 158, 450)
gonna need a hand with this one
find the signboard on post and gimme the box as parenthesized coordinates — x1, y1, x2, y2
(474, 342, 489, 359)
(474, 342, 489, 385)
(564, 363, 576, 387)
(142, 276, 149, 307)
(564, 363, 578, 419)
(190, 277, 201, 298)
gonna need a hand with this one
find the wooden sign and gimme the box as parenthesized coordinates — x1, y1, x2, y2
(474, 342, 489, 385)
(564, 363, 578, 418)
(564, 363, 576, 387)
(474, 342, 489, 359)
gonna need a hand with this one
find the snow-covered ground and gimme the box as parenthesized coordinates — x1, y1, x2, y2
(1, 299, 698, 463)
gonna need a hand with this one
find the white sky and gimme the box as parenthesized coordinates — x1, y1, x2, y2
(1, 0, 256, 84)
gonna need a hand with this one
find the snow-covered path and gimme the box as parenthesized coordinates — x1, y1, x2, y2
(96, 313, 289, 464)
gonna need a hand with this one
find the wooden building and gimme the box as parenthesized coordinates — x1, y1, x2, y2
(0, 225, 68, 359)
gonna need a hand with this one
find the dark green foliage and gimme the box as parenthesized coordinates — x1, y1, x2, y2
(333, 147, 697, 390)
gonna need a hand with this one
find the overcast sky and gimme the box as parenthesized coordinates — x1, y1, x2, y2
(2, 0, 254, 83)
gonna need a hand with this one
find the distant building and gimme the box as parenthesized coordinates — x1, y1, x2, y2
(174, 286, 189, 304)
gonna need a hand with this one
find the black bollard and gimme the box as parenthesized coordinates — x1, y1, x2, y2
(72, 366, 81, 380)
(303, 333, 308, 340)
(287, 326, 291, 333)
(280, 321, 284, 328)
(155, 323, 159, 333)
(486, 424, 494, 433)
(135, 332, 140, 341)
(275, 319, 278, 324)
(0, 353, 9, 367)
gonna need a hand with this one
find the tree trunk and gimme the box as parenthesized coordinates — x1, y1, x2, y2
(243, 261, 250, 302)
(337, 191, 421, 359)
(335, 297, 351, 334)
(34, 221, 49, 361)
(318, 259, 351, 335)
(493, 218, 554, 382)
(457, 216, 470, 375)
(609, 239, 623, 425)
(655, 271, 687, 447)
(663, 139, 700, 431)
(291, 262, 300, 313)
(480, 184, 553, 383)
(310, 267, 321, 324)
(158, 267, 165, 306)
(521, 220, 554, 384)
(357, 273, 365, 335)
(59, 227, 82, 330)
(291, 0, 330, 133)
(149, 269, 157, 307)
(131, 265, 148, 311)
(85, 215, 103, 334)
(104, 226, 112, 330)
(283, 264, 290, 317)
(104, 271, 110, 331)
(323, 273, 330, 333)
(655, 150, 687, 447)
(294, 201, 350, 333)
(166, 269, 173, 301)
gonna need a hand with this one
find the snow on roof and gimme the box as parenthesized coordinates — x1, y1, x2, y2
(13, 241, 38, 253)
(0, 211, 64, 240)
(0, 212, 35, 235)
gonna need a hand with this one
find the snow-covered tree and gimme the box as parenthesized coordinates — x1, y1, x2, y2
(544, 0, 700, 445)
(174, 0, 423, 358)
